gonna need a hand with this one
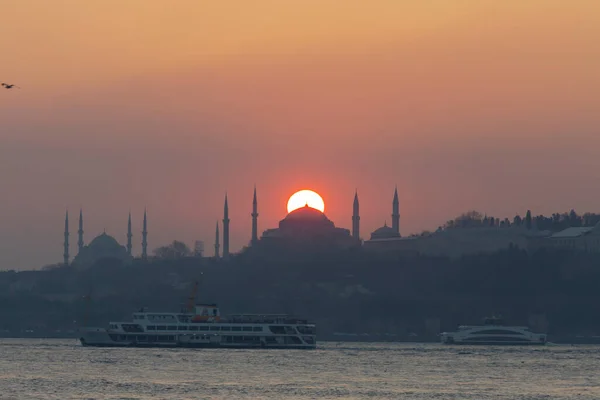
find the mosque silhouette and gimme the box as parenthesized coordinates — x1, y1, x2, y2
(61, 188, 402, 267)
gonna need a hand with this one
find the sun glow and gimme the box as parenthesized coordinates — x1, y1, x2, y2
(287, 190, 325, 213)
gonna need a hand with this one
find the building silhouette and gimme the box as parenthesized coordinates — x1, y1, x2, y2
(62, 210, 145, 268)
(211, 186, 408, 256)
(141, 209, 148, 260)
(63, 211, 69, 266)
(392, 186, 400, 235)
(222, 194, 230, 260)
(214, 221, 220, 259)
(77, 209, 84, 254)
(61, 186, 409, 265)
(352, 190, 360, 240)
(126, 212, 133, 256)
(251, 186, 259, 246)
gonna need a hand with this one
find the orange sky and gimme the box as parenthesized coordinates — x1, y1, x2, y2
(1, 0, 599, 269)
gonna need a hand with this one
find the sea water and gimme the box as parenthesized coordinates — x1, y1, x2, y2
(0, 339, 599, 399)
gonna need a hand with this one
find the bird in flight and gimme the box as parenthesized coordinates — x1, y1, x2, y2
(1, 83, 20, 89)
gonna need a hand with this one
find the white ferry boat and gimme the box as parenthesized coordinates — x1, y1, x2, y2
(79, 303, 316, 349)
(440, 317, 547, 345)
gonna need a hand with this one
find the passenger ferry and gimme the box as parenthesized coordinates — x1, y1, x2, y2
(79, 303, 316, 349)
(440, 316, 546, 345)
(79, 283, 316, 349)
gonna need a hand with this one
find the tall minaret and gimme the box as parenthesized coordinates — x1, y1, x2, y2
(63, 210, 70, 266)
(77, 208, 84, 254)
(251, 186, 258, 246)
(352, 190, 360, 240)
(126, 212, 133, 256)
(141, 209, 148, 260)
(392, 186, 400, 235)
(214, 221, 220, 259)
(223, 193, 230, 260)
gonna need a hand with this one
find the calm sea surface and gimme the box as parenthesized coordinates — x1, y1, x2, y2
(0, 339, 599, 399)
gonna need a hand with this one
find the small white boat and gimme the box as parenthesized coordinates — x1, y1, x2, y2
(440, 316, 546, 345)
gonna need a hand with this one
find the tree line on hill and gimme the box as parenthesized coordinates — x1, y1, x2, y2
(441, 209, 600, 232)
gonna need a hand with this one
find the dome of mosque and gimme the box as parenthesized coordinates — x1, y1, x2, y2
(257, 203, 355, 249)
(370, 224, 400, 240)
(73, 232, 132, 268)
(280, 205, 335, 229)
(88, 232, 122, 250)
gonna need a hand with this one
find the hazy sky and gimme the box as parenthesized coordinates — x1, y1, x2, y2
(1, 0, 599, 269)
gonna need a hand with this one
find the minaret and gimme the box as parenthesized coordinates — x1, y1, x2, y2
(352, 190, 360, 240)
(392, 186, 400, 235)
(251, 186, 258, 246)
(141, 209, 148, 260)
(214, 221, 220, 259)
(63, 210, 70, 266)
(223, 194, 230, 260)
(77, 208, 84, 254)
(126, 212, 133, 256)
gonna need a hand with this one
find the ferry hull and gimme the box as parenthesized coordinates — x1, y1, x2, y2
(443, 340, 546, 346)
(80, 341, 314, 349)
(79, 329, 316, 349)
(441, 332, 547, 346)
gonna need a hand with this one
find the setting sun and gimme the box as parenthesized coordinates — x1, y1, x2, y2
(287, 190, 325, 213)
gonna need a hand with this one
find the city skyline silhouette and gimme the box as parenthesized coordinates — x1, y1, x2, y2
(1, 1, 599, 269)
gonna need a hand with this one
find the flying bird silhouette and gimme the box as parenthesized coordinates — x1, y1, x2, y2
(1, 83, 20, 89)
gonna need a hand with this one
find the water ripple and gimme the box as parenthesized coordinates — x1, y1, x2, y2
(0, 339, 599, 399)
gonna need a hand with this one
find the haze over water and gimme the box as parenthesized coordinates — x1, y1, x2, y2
(1, 339, 599, 399)
(1, 1, 600, 269)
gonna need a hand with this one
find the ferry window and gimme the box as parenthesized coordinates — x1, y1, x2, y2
(122, 324, 144, 333)
(242, 326, 252, 331)
(210, 326, 220, 331)
(221, 326, 231, 331)
(178, 326, 188, 331)
(189, 326, 198, 331)
(147, 326, 156, 331)
(157, 326, 166, 331)
(198, 326, 208, 331)
(269, 326, 286, 334)
(252, 327, 262, 332)
(232, 326, 242, 331)
(168, 325, 177, 330)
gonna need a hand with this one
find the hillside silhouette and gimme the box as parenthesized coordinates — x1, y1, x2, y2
(1, 243, 600, 342)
